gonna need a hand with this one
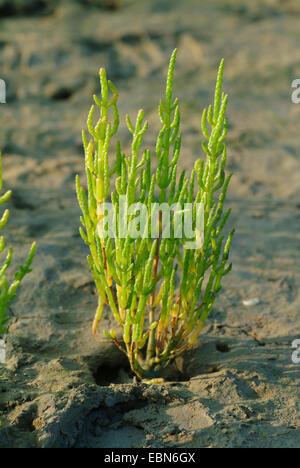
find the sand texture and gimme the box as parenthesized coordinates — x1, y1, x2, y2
(0, 0, 299, 448)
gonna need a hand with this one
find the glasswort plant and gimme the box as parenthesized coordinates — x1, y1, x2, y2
(76, 50, 234, 380)
(0, 152, 36, 335)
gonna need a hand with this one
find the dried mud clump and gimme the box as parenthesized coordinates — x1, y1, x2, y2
(0, 0, 57, 17)
(78, 0, 122, 11)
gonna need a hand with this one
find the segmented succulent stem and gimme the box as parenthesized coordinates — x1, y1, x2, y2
(76, 50, 234, 380)
(0, 152, 36, 335)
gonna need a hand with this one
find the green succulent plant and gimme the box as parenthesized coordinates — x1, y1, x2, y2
(0, 152, 36, 335)
(76, 49, 234, 381)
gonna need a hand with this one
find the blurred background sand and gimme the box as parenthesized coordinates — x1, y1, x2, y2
(0, 0, 299, 448)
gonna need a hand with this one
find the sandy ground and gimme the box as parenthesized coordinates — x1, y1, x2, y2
(0, 0, 299, 448)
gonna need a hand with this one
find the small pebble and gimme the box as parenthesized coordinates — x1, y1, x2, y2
(243, 298, 260, 306)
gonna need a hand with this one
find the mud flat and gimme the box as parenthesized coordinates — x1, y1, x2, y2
(0, 0, 299, 448)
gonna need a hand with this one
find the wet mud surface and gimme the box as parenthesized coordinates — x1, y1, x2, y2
(0, 0, 299, 448)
